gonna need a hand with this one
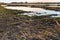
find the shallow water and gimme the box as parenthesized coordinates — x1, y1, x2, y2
(4, 6, 60, 17)
(5, 6, 46, 11)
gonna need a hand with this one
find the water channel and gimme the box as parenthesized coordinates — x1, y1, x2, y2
(4, 6, 60, 17)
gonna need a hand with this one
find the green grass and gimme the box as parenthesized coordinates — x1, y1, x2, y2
(0, 5, 29, 15)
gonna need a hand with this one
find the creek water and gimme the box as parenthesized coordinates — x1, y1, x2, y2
(4, 6, 60, 17)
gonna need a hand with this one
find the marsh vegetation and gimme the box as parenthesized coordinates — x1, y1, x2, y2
(0, 5, 60, 40)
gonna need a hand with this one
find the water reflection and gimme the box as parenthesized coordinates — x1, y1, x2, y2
(4, 6, 60, 17)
